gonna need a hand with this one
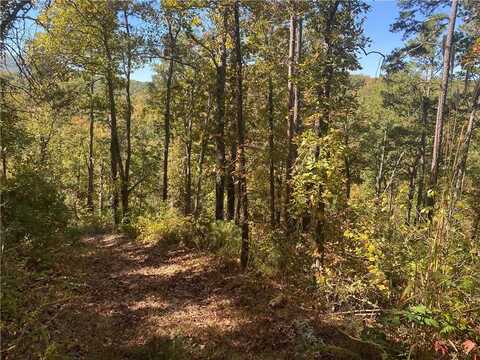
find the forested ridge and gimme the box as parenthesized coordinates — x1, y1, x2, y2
(1, 0, 479, 359)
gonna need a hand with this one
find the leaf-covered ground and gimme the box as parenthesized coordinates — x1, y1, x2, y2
(3, 234, 387, 359)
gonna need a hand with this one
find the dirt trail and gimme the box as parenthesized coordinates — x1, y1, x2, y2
(42, 234, 385, 359)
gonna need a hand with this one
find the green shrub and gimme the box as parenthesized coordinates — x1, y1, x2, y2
(203, 220, 241, 253)
(3, 169, 70, 247)
(135, 208, 195, 247)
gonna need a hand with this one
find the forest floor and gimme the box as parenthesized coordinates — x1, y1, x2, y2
(4, 233, 388, 359)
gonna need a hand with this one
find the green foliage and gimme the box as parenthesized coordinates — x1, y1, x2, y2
(3, 169, 70, 246)
(199, 220, 241, 253)
(135, 207, 195, 247)
(292, 129, 347, 218)
(135, 209, 242, 257)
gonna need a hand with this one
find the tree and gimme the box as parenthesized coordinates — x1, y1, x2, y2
(233, 0, 249, 269)
(428, 0, 459, 211)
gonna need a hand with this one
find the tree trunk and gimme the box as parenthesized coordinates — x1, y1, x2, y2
(121, 8, 133, 222)
(233, 0, 249, 270)
(285, 12, 297, 231)
(193, 95, 211, 218)
(375, 127, 387, 201)
(313, 1, 340, 265)
(103, 30, 124, 229)
(343, 121, 351, 200)
(450, 81, 480, 215)
(214, 9, 228, 220)
(106, 72, 122, 228)
(293, 18, 302, 134)
(87, 81, 95, 213)
(0, 76, 6, 252)
(184, 83, 195, 215)
(99, 159, 104, 216)
(185, 134, 192, 215)
(268, 76, 276, 226)
(407, 156, 419, 224)
(427, 0, 458, 209)
(226, 146, 236, 220)
(472, 212, 480, 241)
(416, 89, 430, 222)
(162, 55, 174, 202)
(0, 77, 7, 182)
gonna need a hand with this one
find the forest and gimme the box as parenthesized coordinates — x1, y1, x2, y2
(1, 0, 479, 358)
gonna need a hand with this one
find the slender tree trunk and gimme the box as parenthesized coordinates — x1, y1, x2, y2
(268, 76, 276, 226)
(416, 89, 430, 222)
(226, 99, 236, 221)
(184, 83, 195, 215)
(285, 12, 297, 231)
(293, 18, 302, 134)
(103, 30, 124, 229)
(407, 155, 419, 224)
(99, 159, 104, 216)
(342, 120, 351, 200)
(214, 9, 228, 220)
(162, 55, 174, 202)
(87, 81, 95, 213)
(0, 77, 6, 181)
(472, 211, 480, 240)
(106, 73, 122, 228)
(194, 95, 211, 217)
(226, 48, 237, 221)
(233, 0, 249, 270)
(451, 81, 480, 205)
(313, 1, 339, 266)
(121, 8, 133, 222)
(276, 172, 283, 223)
(376, 127, 387, 201)
(0, 75, 6, 253)
(1, 143, 5, 180)
(226, 146, 236, 220)
(427, 0, 458, 210)
(185, 136, 192, 215)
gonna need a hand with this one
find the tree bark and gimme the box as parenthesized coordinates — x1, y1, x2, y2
(343, 122, 351, 200)
(87, 81, 95, 213)
(99, 159, 104, 216)
(407, 155, 419, 224)
(233, 0, 249, 270)
(105, 64, 122, 228)
(268, 76, 276, 226)
(193, 95, 211, 217)
(184, 82, 195, 215)
(375, 127, 387, 201)
(162, 24, 175, 202)
(416, 89, 430, 222)
(214, 8, 228, 220)
(451, 81, 480, 205)
(226, 64, 237, 221)
(427, 0, 458, 209)
(293, 18, 302, 134)
(285, 11, 297, 232)
(184, 127, 193, 215)
(313, 1, 340, 266)
(121, 8, 133, 222)
(102, 22, 124, 229)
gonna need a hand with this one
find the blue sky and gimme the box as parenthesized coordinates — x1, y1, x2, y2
(354, 0, 403, 77)
(132, 0, 404, 82)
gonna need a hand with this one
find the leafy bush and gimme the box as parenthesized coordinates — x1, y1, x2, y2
(135, 209, 242, 256)
(3, 169, 70, 247)
(203, 220, 241, 253)
(135, 207, 195, 247)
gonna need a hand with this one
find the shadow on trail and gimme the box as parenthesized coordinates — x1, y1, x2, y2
(49, 234, 385, 360)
